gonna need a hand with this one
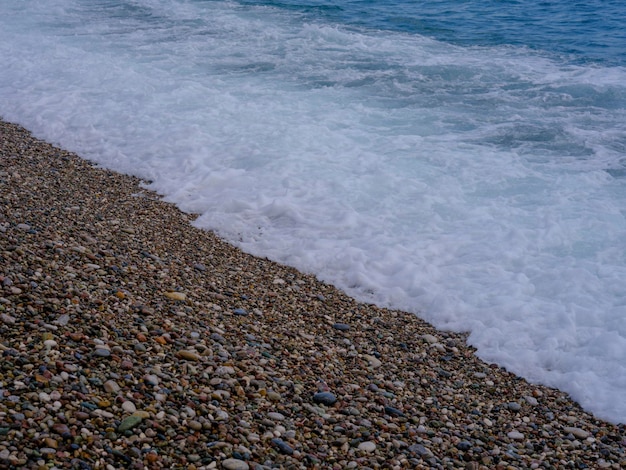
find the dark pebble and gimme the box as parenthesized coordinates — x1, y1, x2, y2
(332, 323, 350, 331)
(112, 449, 133, 464)
(384, 406, 405, 417)
(93, 348, 111, 358)
(233, 308, 247, 316)
(271, 438, 294, 455)
(457, 441, 472, 451)
(313, 392, 337, 406)
(70, 459, 92, 470)
(210, 333, 225, 343)
(408, 444, 432, 456)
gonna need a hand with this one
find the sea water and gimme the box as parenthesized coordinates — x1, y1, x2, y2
(0, 0, 625, 423)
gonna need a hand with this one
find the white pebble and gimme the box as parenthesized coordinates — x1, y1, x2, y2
(222, 458, 249, 470)
(358, 441, 377, 452)
(422, 334, 439, 344)
(122, 401, 137, 413)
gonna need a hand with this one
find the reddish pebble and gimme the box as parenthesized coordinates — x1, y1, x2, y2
(51, 423, 70, 435)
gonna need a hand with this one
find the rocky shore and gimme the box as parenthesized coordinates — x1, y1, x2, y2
(1, 119, 624, 469)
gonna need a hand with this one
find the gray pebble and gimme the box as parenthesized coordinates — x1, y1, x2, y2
(508, 402, 522, 412)
(93, 348, 111, 357)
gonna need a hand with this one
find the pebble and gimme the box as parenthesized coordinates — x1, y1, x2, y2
(271, 438, 295, 455)
(408, 444, 433, 458)
(508, 402, 522, 412)
(121, 401, 137, 413)
(507, 431, 525, 441)
(524, 395, 538, 406)
(188, 420, 203, 431)
(0, 313, 16, 324)
(55, 314, 70, 326)
(384, 406, 405, 417)
(457, 440, 472, 451)
(422, 334, 439, 344)
(93, 347, 111, 357)
(103, 380, 121, 393)
(363, 354, 382, 368)
(332, 323, 350, 331)
(215, 366, 235, 376)
(51, 423, 70, 435)
(178, 350, 201, 361)
(267, 412, 285, 421)
(118, 415, 143, 432)
(144, 374, 159, 386)
(40, 447, 56, 456)
(222, 458, 249, 470)
(164, 291, 186, 301)
(358, 441, 377, 452)
(563, 426, 589, 439)
(312, 392, 337, 406)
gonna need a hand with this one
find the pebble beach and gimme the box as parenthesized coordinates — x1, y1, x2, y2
(0, 118, 624, 469)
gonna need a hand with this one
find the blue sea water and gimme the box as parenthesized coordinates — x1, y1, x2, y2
(0, 0, 625, 423)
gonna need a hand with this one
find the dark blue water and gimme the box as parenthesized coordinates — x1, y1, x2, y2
(239, 0, 626, 65)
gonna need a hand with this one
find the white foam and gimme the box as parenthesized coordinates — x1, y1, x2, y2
(1, 0, 625, 423)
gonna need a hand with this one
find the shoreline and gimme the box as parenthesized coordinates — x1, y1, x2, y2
(1, 118, 624, 469)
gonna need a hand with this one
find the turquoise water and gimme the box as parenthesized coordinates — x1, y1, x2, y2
(0, 0, 625, 423)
